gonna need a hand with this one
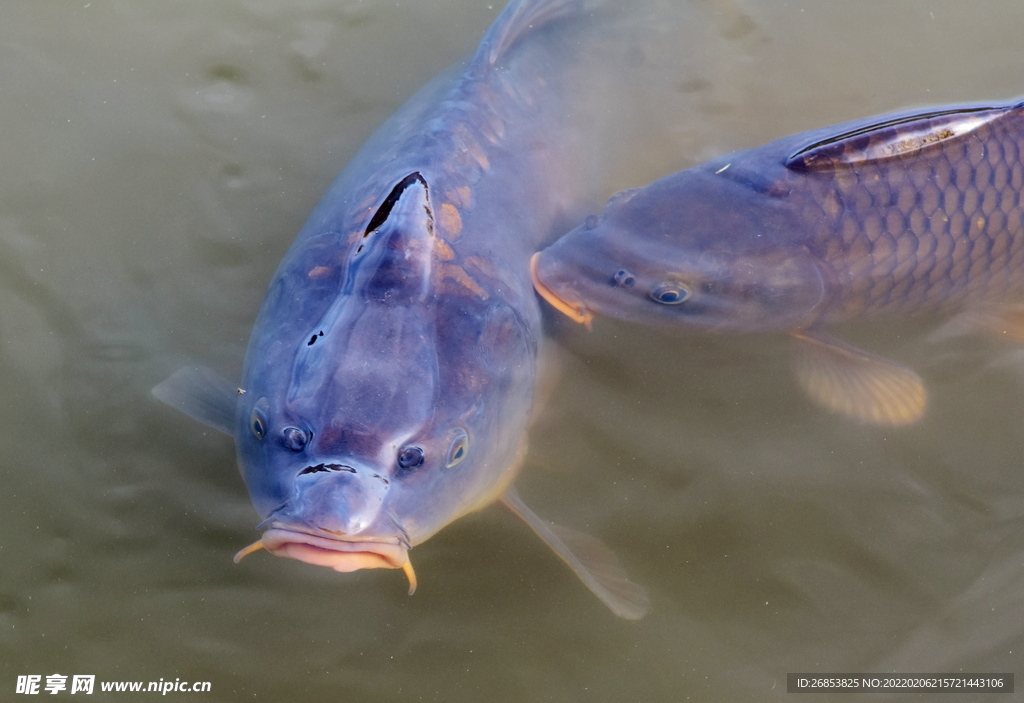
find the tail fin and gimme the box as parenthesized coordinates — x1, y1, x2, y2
(471, 0, 588, 75)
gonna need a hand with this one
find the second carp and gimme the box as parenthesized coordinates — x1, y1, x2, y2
(533, 99, 1024, 425)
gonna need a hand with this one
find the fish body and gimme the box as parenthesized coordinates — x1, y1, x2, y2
(156, 0, 649, 618)
(533, 99, 1024, 424)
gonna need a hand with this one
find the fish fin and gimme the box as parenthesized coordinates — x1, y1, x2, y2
(786, 102, 1014, 172)
(928, 307, 1024, 344)
(926, 311, 989, 343)
(152, 365, 238, 435)
(791, 330, 926, 426)
(501, 486, 650, 619)
(472, 0, 587, 73)
(530, 340, 566, 426)
(979, 307, 1024, 342)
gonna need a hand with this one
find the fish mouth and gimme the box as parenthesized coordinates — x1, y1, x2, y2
(530, 253, 594, 328)
(234, 525, 417, 594)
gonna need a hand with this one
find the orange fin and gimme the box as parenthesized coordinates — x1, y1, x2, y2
(791, 330, 926, 426)
(501, 487, 650, 619)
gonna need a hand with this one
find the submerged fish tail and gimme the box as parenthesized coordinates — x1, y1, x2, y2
(470, 0, 588, 77)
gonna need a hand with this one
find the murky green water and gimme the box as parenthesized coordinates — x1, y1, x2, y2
(2, 1, 1023, 701)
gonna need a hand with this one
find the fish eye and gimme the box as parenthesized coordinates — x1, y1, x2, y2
(250, 409, 267, 440)
(282, 426, 309, 451)
(612, 269, 636, 288)
(250, 398, 270, 441)
(397, 445, 425, 470)
(445, 430, 469, 468)
(650, 281, 691, 305)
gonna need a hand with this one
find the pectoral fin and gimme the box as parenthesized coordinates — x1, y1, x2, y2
(530, 340, 567, 426)
(152, 365, 238, 435)
(791, 330, 926, 425)
(929, 306, 1024, 343)
(974, 307, 1024, 342)
(501, 487, 650, 619)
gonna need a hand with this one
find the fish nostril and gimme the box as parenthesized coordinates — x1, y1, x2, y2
(397, 445, 425, 469)
(612, 269, 636, 288)
(298, 463, 356, 476)
(282, 426, 310, 451)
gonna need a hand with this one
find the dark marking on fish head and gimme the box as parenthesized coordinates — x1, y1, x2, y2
(535, 166, 825, 333)
(346, 172, 439, 305)
(276, 461, 391, 536)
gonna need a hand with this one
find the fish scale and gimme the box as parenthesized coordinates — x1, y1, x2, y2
(532, 98, 1024, 426)
(784, 106, 1024, 319)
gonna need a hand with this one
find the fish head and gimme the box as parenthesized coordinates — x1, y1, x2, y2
(533, 166, 827, 333)
(235, 172, 535, 581)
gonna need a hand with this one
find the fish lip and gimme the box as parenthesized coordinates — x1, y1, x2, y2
(530, 253, 594, 327)
(259, 524, 408, 572)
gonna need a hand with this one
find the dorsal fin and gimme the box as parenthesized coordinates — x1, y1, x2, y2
(786, 102, 1017, 172)
(469, 0, 586, 77)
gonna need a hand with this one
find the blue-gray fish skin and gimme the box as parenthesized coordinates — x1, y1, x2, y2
(533, 99, 1024, 425)
(155, 0, 650, 618)
(239, 2, 578, 567)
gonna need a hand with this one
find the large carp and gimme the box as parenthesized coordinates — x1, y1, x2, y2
(155, 0, 649, 619)
(533, 99, 1024, 425)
